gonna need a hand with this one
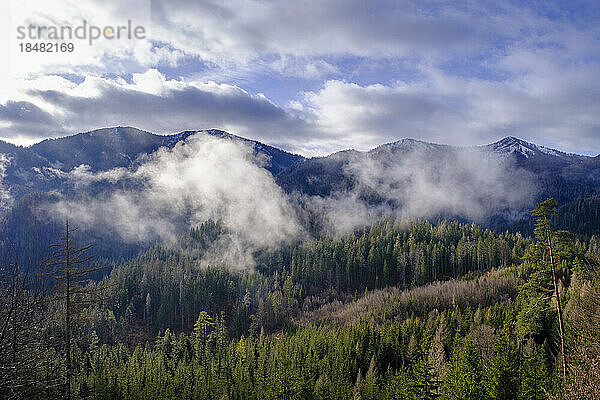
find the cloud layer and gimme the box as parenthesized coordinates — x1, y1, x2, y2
(0, 0, 598, 155)
(299, 144, 538, 236)
(48, 134, 538, 259)
(49, 134, 301, 267)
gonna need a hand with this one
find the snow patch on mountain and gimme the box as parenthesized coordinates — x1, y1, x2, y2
(483, 136, 582, 160)
(371, 138, 446, 154)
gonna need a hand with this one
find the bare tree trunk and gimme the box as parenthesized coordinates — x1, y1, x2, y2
(65, 220, 71, 400)
(42, 218, 101, 400)
(547, 230, 568, 387)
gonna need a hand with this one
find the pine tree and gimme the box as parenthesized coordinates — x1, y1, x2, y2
(520, 344, 548, 400)
(413, 338, 440, 400)
(443, 340, 487, 400)
(487, 325, 519, 400)
(360, 356, 379, 400)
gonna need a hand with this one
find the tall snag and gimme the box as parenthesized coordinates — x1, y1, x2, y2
(42, 220, 103, 400)
(531, 198, 568, 387)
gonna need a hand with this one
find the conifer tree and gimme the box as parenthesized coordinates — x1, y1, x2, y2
(487, 324, 519, 400)
(520, 343, 548, 400)
(443, 340, 487, 400)
(413, 338, 440, 400)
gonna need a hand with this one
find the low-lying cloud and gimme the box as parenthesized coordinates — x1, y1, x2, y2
(47, 134, 538, 266)
(49, 133, 302, 267)
(299, 143, 538, 236)
(0, 154, 13, 211)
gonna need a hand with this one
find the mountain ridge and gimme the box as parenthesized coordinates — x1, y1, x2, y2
(0, 126, 599, 267)
(2, 125, 596, 208)
(482, 136, 587, 160)
(4, 125, 594, 159)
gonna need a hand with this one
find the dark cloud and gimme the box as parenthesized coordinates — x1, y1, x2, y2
(0, 73, 314, 151)
(0, 101, 61, 136)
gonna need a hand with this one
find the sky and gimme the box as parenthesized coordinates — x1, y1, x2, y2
(0, 0, 598, 156)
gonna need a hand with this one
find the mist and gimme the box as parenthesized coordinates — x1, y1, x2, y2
(0, 154, 13, 212)
(47, 134, 538, 267)
(300, 143, 539, 236)
(48, 133, 302, 268)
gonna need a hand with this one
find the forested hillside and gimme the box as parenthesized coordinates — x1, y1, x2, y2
(3, 0, 598, 398)
(2, 200, 599, 399)
(104, 219, 530, 338)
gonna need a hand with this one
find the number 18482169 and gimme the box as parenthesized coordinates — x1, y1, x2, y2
(19, 42, 74, 52)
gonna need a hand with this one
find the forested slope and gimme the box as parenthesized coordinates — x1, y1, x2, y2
(2, 210, 600, 399)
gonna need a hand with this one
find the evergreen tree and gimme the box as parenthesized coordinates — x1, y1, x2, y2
(530, 198, 570, 386)
(487, 325, 519, 400)
(443, 340, 487, 400)
(520, 344, 549, 400)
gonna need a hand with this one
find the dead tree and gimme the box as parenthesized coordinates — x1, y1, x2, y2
(0, 262, 48, 400)
(42, 220, 103, 400)
(531, 198, 568, 387)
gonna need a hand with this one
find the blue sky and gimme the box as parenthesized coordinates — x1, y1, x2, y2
(0, 0, 599, 156)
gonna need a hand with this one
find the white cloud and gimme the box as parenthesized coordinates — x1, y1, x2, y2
(300, 55, 600, 154)
(147, 0, 481, 64)
(50, 134, 302, 267)
(2, 0, 497, 81)
(0, 70, 313, 150)
(0, 1, 598, 155)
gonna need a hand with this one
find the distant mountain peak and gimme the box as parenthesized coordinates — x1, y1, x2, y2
(485, 136, 580, 160)
(487, 136, 538, 158)
(78, 126, 153, 137)
(390, 138, 422, 147)
(16, 126, 305, 176)
(371, 137, 446, 154)
(161, 129, 306, 175)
